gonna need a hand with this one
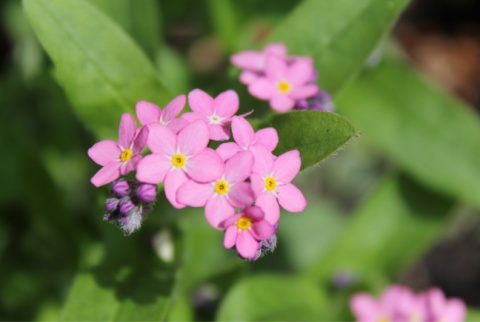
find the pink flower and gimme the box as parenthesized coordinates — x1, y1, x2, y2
(216, 117, 278, 169)
(350, 285, 466, 322)
(88, 113, 148, 187)
(136, 120, 224, 208)
(182, 89, 240, 141)
(250, 147, 306, 224)
(230, 43, 287, 85)
(135, 94, 189, 135)
(248, 55, 319, 112)
(177, 151, 255, 229)
(220, 206, 276, 260)
(421, 288, 466, 322)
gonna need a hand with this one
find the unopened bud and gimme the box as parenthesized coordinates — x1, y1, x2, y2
(112, 179, 131, 197)
(105, 198, 119, 213)
(119, 197, 135, 214)
(137, 184, 157, 202)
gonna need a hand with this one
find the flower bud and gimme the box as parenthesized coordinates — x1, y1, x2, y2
(119, 197, 135, 214)
(137, 183, 157, 202)
(105, 197, 120, 213)
(112, 179, 131, 197)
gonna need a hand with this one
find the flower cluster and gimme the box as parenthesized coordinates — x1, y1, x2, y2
(88, 89, 307, 259)
(230, 42, 334, 112)
(350, 285, 466, 322)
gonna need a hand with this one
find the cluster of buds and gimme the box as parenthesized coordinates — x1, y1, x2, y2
(230, 43, 334, 112)
(88, 87, 306, 259)
(350, 285, 466, 322)
(103, 179, 157, 235)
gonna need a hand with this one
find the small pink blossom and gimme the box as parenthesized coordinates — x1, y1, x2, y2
(216, 116, 278, 169)
(135, 94, 189, 135)
(250, 147, 306, 224)
(136, 120, 224, 208)
(248, 55, 319, 112)
(350, 285, 466, 322)
(177, 151, 255, 229)
(88, 113, 148, 187)
(182, 89, 240, 141)
(220, 206, 276, 260)
(230, 43, 287, 85)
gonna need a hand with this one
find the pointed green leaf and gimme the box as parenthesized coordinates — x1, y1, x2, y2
(216, 275, 328, 321)
(268, 0, 410, 93)
(337, 57, 480, 208)
(23, 0, 171, 138)
(267, 111, 358, 170)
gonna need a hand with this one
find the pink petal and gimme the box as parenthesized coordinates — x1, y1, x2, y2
(162, 94, 186, 122)
(120, 154, 141, 175)
(264, 43, 287, 57)
(236, 232, 259, 259)
(254, 127, 278, 152)
(90, 162, 122, 187)
(181, 112, 203, 123)
(442, 299, 466, 322)
(118, 113, 137, 148)
(209, 124, 230, 141)
(251, 145, 274, 176)
(164, 169, 188, 209)
(88, 140, 121, 166)
(248, 78, 275, 100)
(225, 151, 254, 183)
(244, 206, 265, 221)
(250, 220, 275, 240)
(250, 173, 265, 198)
(221, 213, 242, 229)
(273, 150, 301, 183)
(239, 70, 259, 85)
(188, 89, 214, 115)
(147, 123, 177, 155)
(166, 118, 189, 134)
(255, 192, 280, 225)
(228, 182, 254, 209)
(230, 51, 263, 71)
(132, 126, 149, 154)
(276, 183, 307, 213)
(136, 154, 171, 184)
(205, 196, 234, 229)
(187, 148, 224, 182)
(290, 84, 319, 100)
(216, 142, 243, 161)
(178, 120, 210, 156)
(270, 94, 295, 112)
(135, 101, 161, 125)
(232, 117, 254, 149)
(223, 226, 238, 248)
(265, 55, 287, 80)
(350, 294, 381, 321)
(287, 59, 314, 85)
(214, 90, 239, 118)
(177, 180, 213, 207)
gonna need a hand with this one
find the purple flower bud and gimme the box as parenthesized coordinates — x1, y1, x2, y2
(118, 205, 143, 235)
(119, 197, 135, 214)
(137, 184, 157, 202)
(105, 198, 120, 213)
(112, 179, 131, 197)
(262, 234, 277, 251)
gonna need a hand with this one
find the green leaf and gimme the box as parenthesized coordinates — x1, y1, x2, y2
(467, 309, 480, 322)
(267, 111, 359, 170)
(23, 0, 171, 138)
(84, 0, 161, 61)
(216, 275, 328, 321)
(60, 231, 176, 321)
(307, 173, 454, 283)
(336, 57, 480, 208)
(268, 0, 410, 93)
(208, 0, 240, 53)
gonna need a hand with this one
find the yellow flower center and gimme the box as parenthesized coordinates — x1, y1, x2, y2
(171, 153, 186, 168)
(120, 148, 133, 162)
(277, 81, 291, 94)
(378, 315, 390, 322)
(264, 176, 277, 191)
(214, 180, 229, 195)
(236, 216, 252, 230)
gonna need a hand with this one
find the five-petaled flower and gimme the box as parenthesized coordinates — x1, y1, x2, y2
(88, 113, 148, 187)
